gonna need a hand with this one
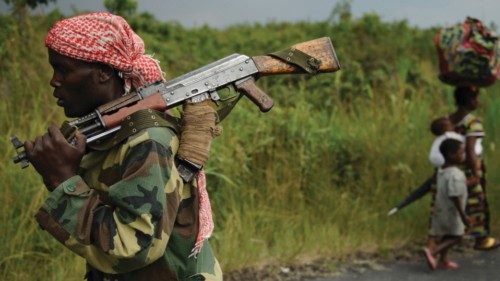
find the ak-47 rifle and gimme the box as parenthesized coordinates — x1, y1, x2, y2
(11, 37, 340, 179)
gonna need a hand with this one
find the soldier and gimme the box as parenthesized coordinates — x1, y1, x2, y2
(24, 12, 222, 281)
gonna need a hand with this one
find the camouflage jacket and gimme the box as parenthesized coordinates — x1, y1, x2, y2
(35, 111, 222, 281)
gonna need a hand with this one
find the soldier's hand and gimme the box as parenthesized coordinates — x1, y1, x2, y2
(24, 125, 86, 191)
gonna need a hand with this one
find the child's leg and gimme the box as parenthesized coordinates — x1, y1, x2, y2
(438, 245, 459, 270)
(433, 235, 461, 257)
(438, 244, 450, 264)
(427, 235, 437, 252)
(433, 235, 462, 268)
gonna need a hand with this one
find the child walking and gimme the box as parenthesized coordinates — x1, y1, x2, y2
(424, 117, 463, 252)
(423, 138, 470, 270)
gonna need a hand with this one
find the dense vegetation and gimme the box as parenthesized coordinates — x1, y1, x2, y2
(1, 6, 500, 280)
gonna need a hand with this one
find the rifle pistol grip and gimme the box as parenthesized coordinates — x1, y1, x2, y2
(235, 77, 274, 112)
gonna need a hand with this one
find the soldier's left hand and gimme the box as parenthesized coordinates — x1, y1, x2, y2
(24, 125, 86, 191)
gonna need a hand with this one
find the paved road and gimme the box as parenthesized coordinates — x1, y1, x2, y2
(309, 250, 499, 281)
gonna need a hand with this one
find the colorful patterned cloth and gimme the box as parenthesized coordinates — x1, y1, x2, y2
(190, 170, 214, 259)
(45, 12, 164, 93)
(435, 17, 500, 87)
(455, 113, 490, 238)
(35, 111, 222, 280)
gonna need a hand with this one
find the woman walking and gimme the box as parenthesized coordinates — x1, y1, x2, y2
(449, 86, 499, 250)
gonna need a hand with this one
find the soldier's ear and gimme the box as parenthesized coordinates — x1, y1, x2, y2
(97, 64, 115, 83)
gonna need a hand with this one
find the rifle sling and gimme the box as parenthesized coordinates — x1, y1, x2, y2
(87, 109, 199, 182)
(88, 109, 179, 151)
(269, 47, 321, 74)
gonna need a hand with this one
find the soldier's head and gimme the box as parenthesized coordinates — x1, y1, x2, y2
(454, 86, 480, 111)
(45, 12, 164, 117)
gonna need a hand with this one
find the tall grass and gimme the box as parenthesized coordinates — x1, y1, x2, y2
(1, 12, 499, 280)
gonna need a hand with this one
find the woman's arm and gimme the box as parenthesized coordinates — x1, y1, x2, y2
(465, 136, 481, 178)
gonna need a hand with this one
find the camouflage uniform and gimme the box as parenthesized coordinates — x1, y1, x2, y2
(35, 111, 222, 281)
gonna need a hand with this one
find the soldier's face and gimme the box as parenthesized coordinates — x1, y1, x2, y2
(48, 49, 112, 117)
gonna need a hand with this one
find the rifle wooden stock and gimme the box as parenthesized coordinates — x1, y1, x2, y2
(252, 37, 340, 76)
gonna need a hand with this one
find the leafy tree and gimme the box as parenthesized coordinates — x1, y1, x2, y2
(327, 0, 352, 24)
(2, 0, 56, 20)
(104, 0, 138, 18)
(3, 0, 55, 9)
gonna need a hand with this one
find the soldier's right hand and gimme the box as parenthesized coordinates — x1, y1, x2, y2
(24, 125, 86, 191)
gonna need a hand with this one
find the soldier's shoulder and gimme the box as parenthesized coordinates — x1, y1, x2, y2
(127, 126, 178, 150)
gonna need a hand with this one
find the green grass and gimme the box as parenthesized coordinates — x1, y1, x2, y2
(1, 12, 500, 280)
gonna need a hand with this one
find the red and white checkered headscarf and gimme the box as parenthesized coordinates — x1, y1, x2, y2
(45, 12, 164, 93)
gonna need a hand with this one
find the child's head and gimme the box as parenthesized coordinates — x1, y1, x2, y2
(430, 117, 453, 136)
(439, 138, 464, 165)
